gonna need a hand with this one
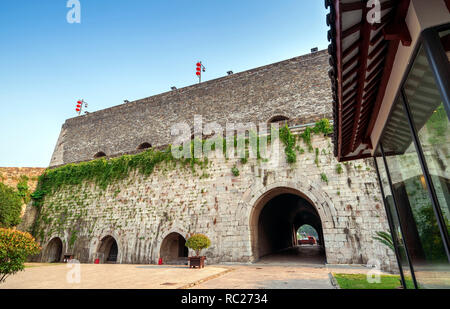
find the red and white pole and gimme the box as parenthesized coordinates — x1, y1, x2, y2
(196, 61, 206, 83)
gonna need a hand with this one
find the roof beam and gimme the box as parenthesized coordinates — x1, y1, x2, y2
(343, 64, 359, 81)
(333, 0, 344, 162)
(364, 0, 411, 144)
(366, 52, 385, 72)
(340, 2, 364, 12)
(365, 67, 384, 85)
(368, 41, 388, 60)
(342, 23, 362, 39)
(370, 30, 384, 46)
(370, 11, 393, 31)
(343, 39, 361, 59)
(343, 54, 360, 71)
(343, 75, 358, 89)
(383, 19, 412, 46)
(349, 3, 372, 153)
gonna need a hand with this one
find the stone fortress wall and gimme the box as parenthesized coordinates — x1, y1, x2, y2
(25, 50, 397, 271)
(50, 50, 332, 166)
(0, 167, 44, 191)
(34, 133, 397, 271)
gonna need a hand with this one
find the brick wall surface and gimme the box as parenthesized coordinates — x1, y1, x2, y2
(0, 167, 44, 192)
(31, 133, 397, 271)
(50, 50, 332, 166)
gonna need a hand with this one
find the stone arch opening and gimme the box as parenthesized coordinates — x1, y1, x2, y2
(250, 187, 326, 264)
(297, 224, 319, 245)
(160, 232, 188, 265)
(44, 237, 63, 263)
(268, 115, 289, 124)
(93, 151, 106, 159)
(137, 142, 152, 150)
(97, 236, 118, 263)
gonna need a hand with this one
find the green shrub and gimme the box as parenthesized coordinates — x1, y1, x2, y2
(313, 118, 333, 135)
(185, 234, 211, 256)
(0, 228, 41, 283)
(336, 164, 343, 174)
(0, 183, 23, 228)
(231, 166, 240, 177)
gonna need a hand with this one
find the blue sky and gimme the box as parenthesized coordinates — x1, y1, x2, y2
(0, 0, 329, 167)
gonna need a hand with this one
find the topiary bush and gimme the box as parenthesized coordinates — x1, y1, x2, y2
(185, 234, 211, 256)
(0, 228, 41, 283)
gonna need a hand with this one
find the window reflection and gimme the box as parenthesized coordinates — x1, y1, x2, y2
(440, 29, 450, 62)
(380, 94, 450, 288)
(375, 153, 415, 289)
(404, 50, 450, 236)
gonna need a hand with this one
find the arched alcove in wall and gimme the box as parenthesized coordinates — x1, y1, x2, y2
(97, 235, 118, 263)
(94, 151, 106, 159)
(44, 237, 63, 263)
(268, 115, 289, 124)
(137, 142, 152, 150)
(160, 232, 188, 265)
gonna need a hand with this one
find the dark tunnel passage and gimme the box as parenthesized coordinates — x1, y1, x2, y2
(255, 192, 326, 264)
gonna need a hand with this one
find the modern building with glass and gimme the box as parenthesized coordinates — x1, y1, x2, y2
(326, 0, 450, 288)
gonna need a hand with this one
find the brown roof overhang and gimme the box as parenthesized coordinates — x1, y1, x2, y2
(325, 0, 411, 161)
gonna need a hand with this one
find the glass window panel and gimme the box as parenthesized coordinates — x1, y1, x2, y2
(380, 94, 450, 289)
(404, 45, 450, 253)
(375, 152, 415, 289)
(440, 29, 450, 62)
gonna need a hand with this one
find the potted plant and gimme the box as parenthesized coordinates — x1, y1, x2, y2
(185, 234, 211, 269)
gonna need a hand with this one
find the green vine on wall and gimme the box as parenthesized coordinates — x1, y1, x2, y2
(30, 118, 334, 239)
(280, 125, 297, 164)
(299, 127, 313, 152)
(281, 118, 333, 164)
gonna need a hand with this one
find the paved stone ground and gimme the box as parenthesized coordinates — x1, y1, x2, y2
(191, 264, 334, 289)
(192, 246, 391, 289)
(0, 264, 230, 289)
(1, 246, 390, 289)
(258, 245, 326, 265)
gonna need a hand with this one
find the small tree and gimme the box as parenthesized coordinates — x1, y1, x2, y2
(0, 183, 23, 228)
(185, 234, 211, 257)
(0, 228, 41, 283)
